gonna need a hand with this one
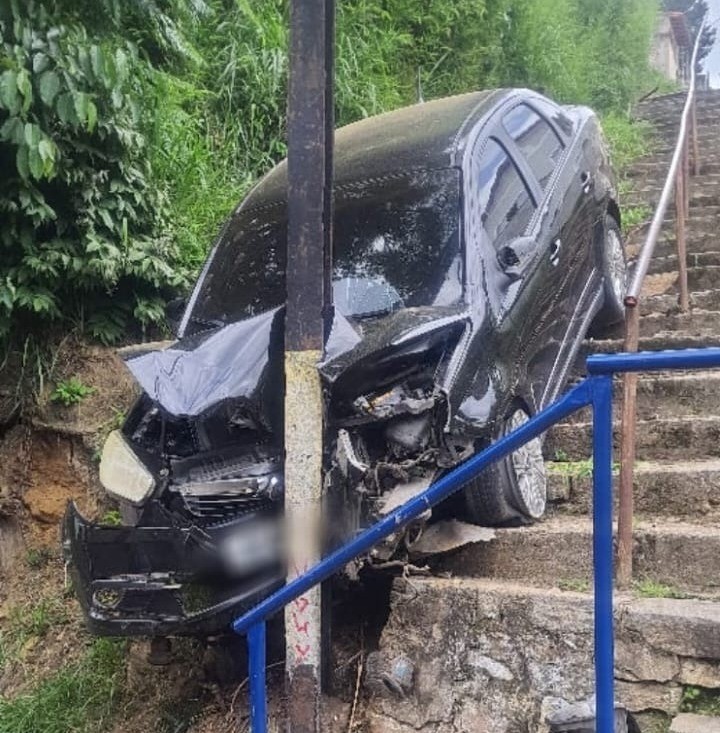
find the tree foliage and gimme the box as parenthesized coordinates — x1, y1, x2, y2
(0, 0, 667, 344)
(0, 1, 187, 342)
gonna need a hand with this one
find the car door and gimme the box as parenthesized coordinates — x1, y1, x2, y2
(467, 126, 563, 414)
(500, 101, 590, 410)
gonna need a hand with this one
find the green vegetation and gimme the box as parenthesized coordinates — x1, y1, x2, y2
(0, 598, 69, 668)
(558, 578, 590, 593)
(622, 204, 652, 236)
(0, 0, 665, 346)
(681, 686, 720, 716)
(49, 377, 95, 406)
(0, 637, 126, 733)
(634, 579, 690, 599)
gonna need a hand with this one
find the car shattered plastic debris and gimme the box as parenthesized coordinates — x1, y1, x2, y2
(64, 88, 625, 636)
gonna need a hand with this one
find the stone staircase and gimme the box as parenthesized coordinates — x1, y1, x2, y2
(365, 90, 720, 733)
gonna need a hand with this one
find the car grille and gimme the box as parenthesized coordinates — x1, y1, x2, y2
(181, 492, 274, 521)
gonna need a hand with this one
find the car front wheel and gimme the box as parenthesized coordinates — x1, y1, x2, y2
(462, 406, 547, 526)
(596, 214, 627, 326)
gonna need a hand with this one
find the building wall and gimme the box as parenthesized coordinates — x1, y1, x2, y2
(650, 14, 681, 82)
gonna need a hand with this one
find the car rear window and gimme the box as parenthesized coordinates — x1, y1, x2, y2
(477, 138, 536, 251)
(503, 104, 565, 190)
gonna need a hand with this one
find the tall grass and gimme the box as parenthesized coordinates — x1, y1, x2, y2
(151, 0, 665, 273)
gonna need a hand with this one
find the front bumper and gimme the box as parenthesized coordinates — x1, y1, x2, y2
(63, 502, 283, 636)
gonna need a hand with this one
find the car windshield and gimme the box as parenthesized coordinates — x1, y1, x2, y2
(186, 168, 463, 327)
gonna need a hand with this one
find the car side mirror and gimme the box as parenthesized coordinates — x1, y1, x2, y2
(165, 296, 187, 337)
(497, 236, 537, 282)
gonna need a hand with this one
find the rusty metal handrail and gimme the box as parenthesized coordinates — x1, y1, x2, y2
(615, 19, 705, 587)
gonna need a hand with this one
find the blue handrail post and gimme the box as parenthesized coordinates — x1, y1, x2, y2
(248, 621, 268, 733)
(591, 374, 615, 733)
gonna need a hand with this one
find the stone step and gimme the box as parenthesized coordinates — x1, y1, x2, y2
(582, 331, 720, 357)
(635, 310, 720, 337)
(671, 714, 720, 733)
(636, 234, 720, 260)
(433, 516, 720, 593)
(626, 161, 720, 178)
(688, 265, 720, 292)
(370, 576, 720, 731)
(563, 371, 720, 421)
(623, 191, 720, 210)
(625, 173, 720, 195)
(545, 415, 720, 462)
(548, 458, 720, 518)
(645, 289, 720, 314)
(646, 252, 720, 276)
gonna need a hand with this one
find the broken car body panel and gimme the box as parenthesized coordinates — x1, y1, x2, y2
(64, 88, 619, 635)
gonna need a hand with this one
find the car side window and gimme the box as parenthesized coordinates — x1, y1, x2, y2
(503, 104, 565, 190)
(478, 138, 536, 251)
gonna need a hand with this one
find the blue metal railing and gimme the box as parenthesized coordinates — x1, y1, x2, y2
(232, 347, 720, 732)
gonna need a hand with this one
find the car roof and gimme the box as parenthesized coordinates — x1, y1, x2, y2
(239, 88, 511, 212)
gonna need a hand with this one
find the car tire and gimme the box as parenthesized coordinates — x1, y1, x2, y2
(596, 214, 628, 326)
(462, 406, 547, 526)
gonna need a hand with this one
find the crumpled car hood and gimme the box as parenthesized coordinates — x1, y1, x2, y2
(124, 305, 470, 419)
(124, 308, 282, 417)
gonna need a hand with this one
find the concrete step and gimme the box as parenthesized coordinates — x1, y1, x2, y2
(582, 331, 720, 357)
(630, 310, 720, 337)
(671, 714, 720, 733)
(625, 176, 720, 198)
(689, 265, 720, 292)
(633, 234, 720, 260)
(433, 516, 720, 593)
(626, 161, 720, 178)
(370, 575, 720, 731)
(563, 371, 720, 421)
(545, 414, 720, 462)
(645, 289, 720, 314)
(548, 458, 720, 518)
(623, 191, 720, 210)
(646, 252, 720, 276)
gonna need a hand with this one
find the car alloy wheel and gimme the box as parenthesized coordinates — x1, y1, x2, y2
(505, 408, 546, 519)
(606, 225, 627, 310)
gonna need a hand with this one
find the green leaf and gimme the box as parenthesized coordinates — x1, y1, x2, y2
(0, 71, 20, 115)
(90, 45, 104, 80)
(15, 145, 29, 180)
(97, 208, 114, 230)
(56, 92, 77, 124)
(72, 91, 88, 124)
(28, 146, 43, 179)
(86, 100, 97, 132)
(24, 122, 40, 149)
(38, 70, 60, 106)
(16, 68, 32, 112)
(37, 138, 56, 177)
(0, 117, 24, 144)
(32, 52, 50, 74)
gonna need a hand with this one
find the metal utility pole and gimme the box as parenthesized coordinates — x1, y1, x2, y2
(285, 1, 334, 731)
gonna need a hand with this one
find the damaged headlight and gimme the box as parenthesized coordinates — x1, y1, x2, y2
(99, 430, 156, 505)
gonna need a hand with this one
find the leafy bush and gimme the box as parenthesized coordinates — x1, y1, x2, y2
(0, 0, 666, 346)
(0, 2, 187, 343)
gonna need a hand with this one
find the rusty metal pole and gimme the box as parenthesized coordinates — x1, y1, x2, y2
(285, 1, 334, 730)
(683, 136, 690, 220)
(616, 303, 640, 589)
(691, 95, 700, 176)
(676, 158, 690, 313)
